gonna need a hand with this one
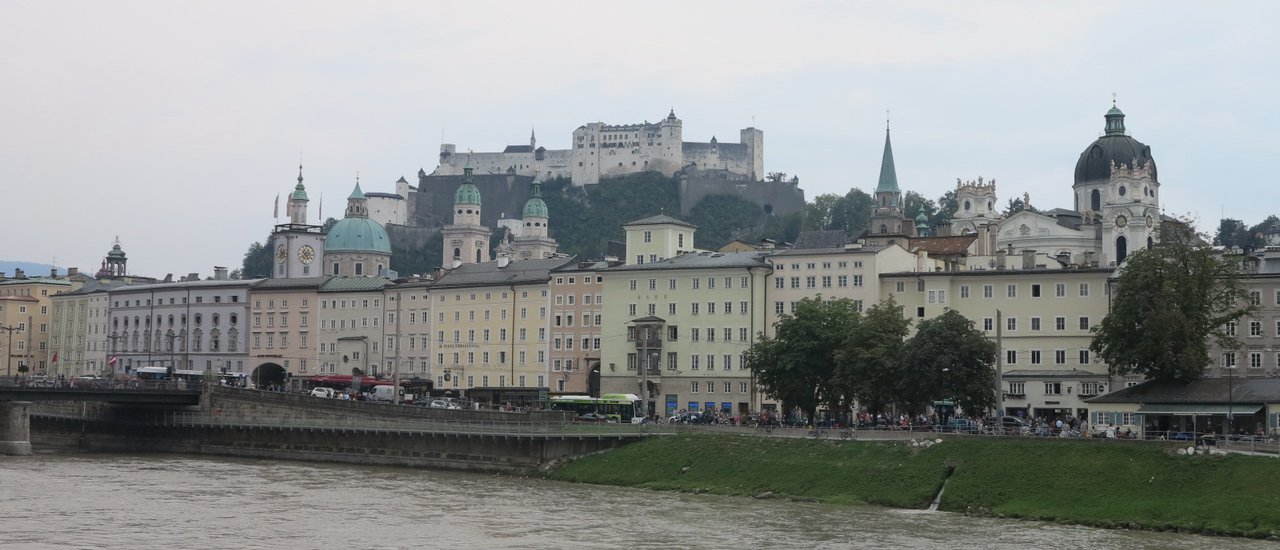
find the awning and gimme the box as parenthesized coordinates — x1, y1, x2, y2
(1137, 404, 1263, 415)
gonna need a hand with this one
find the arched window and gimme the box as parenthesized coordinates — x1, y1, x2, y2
(212, 314, 220, 326)
(879, 224, 887, 234)
(1090, 189, 1101, 212)
(475, 249, 482, 263)
(1116, 236, 1128, 264)
(453, 247, 461, 260)
(1147, 236, 1154, 249)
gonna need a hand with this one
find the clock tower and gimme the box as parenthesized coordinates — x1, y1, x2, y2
(271, 164, 326, 278)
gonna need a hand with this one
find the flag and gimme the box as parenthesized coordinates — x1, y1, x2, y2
(318, 194, 323, 219)
(52, 352, 57, 364)
(108, 356, 117, 366)
(274, 193, 280, 218)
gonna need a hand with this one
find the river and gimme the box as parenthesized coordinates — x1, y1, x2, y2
(0, 452, 1271, 549)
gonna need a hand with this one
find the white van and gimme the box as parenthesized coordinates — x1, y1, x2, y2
(310, 387, 338, 399)
(369, 385, 411, 403)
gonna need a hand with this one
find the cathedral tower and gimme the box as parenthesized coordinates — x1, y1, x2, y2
(868, 122, 915, 239)
(272, 165, 326, 278)
(442, 166, 492, 266)
(508, 175, 559, 260)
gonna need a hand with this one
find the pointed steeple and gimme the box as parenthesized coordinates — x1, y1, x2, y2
(530, 127, 536, 148)
(876, 126, 899, 194)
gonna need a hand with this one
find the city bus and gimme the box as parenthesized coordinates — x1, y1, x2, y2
(550, 393, 642, 423)
(134, 367, 207, 383)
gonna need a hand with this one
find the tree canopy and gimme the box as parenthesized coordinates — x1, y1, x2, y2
(746, 297, 861, 421)
(899, 310, 998, 413)
(834, 296, 910, 413)
(1091, 230, 1256, 383)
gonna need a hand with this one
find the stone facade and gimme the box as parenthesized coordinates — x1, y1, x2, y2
(107, 278, 255, 377)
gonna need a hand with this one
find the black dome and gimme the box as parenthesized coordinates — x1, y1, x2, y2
(1073, 107, 1157, 185)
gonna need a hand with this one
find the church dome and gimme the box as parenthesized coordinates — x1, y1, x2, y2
(106, 243, 126, 259)
(455, 182, 482, 205)
(522, 179, 548, 218)
(1074, 105, 1157, 185)
(324, 217, 391, 254)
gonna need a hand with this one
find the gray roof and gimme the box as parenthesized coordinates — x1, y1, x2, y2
(319, 277, 392, 293)
(552, 260, 616, 273)
(880, 267, 1115, 278)
(433, 257, 577, 289)
(769, 244, 889, 257)
(252, 276, 332, 290)
(502, 145, 534, 153)
(1087, 378, 1280, 404)
(605, 251, 770, 273)
(55, 278, 139, 296)
(792, 230, 853, 250)
(109, 278, 262, 293)
(623, 214, 697, 228)
(364, 192, 403, 200)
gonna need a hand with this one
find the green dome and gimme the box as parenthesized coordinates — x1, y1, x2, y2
(915, 210, 929, 223)
(291, 182, 308, 201)
(324, 217, 391, 254)
(522, 179, 548, 218)
(455, 183, 482, 205)
(106, 243, 126, 259)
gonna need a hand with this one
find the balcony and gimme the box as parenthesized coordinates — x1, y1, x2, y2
(633, 338, 662, 351)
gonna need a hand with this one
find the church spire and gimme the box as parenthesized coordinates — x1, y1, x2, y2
(876, 125, 900, 194)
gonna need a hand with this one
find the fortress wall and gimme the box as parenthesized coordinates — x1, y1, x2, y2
(679, 178, 806, 218)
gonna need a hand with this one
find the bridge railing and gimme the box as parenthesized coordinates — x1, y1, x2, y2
(95, 409, 667, 437)
(0, 379, 202, 393)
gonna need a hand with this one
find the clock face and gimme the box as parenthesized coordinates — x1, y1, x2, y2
(298, 245, 315, 264)
(275, 245, 288, 263)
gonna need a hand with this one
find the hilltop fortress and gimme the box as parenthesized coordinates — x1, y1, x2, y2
(431, 110, 765, 185)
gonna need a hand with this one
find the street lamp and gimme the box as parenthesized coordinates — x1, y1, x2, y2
(1, 324, 22, 378)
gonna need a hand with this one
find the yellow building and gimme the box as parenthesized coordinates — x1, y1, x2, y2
(249, 277, 327, 388)
(880, 267, 1119, 420)
(383, 277, 435, 386)
(429, 256, 574, 397)
(0, 272, 80, 376)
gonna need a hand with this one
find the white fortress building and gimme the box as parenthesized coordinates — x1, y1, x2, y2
(430, 110, 764, 185)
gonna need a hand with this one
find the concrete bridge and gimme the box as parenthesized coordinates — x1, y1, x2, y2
(14, 384, 658, 472)
(0, 380, 202, 455)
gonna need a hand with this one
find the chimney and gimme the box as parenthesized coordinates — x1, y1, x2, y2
(14, 268, 25, 279)
(67, 267, 79, 276)
(214, 266, 228, 280)
(1084, 250, 1096, 268)
(1022, 250, 1036, 270)
(497, 254, 511, 268)
(51, 267, 58, 277)
(995, 250, 1007, 270)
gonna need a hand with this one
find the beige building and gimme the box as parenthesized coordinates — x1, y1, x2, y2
(1207, 267, 1280, 377)
(549, 260, 614, 394)
(316, 277, 392, 378)
(50, 277, 141, 377)
(623, 215, 699, 266)
(429, 256, 573, 395)
(764, 230, 918, 336)
(249, 277, 326, 388)
(880, 267, 1119, 420)
(383, 277, 435, 386)
(0, 273, 79, 376)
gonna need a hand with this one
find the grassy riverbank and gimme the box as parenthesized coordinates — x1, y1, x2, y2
(546, 434, 1280, 539)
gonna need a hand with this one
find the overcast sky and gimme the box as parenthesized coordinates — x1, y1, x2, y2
(3, 1, 1277, 277)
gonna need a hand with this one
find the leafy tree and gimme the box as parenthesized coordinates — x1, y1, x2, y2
(830, 188, 874, 235)
(747, 297, 860, 421)
(899, 310, 998, 415)
(803, 193, 841, 231)
(1001, 197, 1027, 217)
(1213, 218, 1248, 249)
(766, 171, 789, 182)
(1091, 229, 1256, 383)
(321, 217, 339, 233)
(933, 189, 959, 227)
(835, 296, 910, 413)
(904, 191, 937, 222)
(241, 239, 273, 279)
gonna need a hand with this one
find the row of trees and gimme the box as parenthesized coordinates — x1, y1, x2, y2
(745, 296, 998, 422)
(1214, 215, 1279, 254)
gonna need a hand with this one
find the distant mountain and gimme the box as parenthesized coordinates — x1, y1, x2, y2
(0, 261, 58, 278)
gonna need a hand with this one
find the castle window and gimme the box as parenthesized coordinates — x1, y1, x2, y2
(1118, 185, 1126, 197)
(964, 200, 971, 211)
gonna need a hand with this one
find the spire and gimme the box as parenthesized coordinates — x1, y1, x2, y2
(876, 126, 900, 193)
(297, 163, 304, 185)
(530, 127, 536, 147)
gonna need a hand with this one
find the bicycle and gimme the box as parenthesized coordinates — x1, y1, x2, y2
(839, 428, 855, 441)
(807, 428, 828, 440)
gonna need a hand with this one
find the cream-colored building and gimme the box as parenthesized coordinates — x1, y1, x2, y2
(429, 256, 573, 394)
(316, 277, 391, 378)
(623, 215, 699, 266)
(248, 277, 326, 388)
(549, 260, 614, 394)
(383, 278, 435, 386)
(764, 230, 918, 336)
(0, 273, 79, 376)
(880, 267, 1120, 420)
(1207, 266, 1280, 378)
(0, 295, 40, 377)
(50, 277, 141, 377)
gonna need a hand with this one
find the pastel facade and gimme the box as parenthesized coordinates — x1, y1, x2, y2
(316, 277, 391, 377)
(107, 278, 255, 377)
(0, 275, 78, 375)
(383, 280, 436, 385)
(548, 260, 612, 394)
(248, 277, 325, 385)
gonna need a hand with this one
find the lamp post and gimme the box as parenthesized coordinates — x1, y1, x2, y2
(106, 332, 123, 377)
(1, 324, 21, 378)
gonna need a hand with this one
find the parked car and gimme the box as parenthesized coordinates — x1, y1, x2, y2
(987, 416, 1029, 435)
(309, 387, 338, 398)
(576, 412, 613, 422)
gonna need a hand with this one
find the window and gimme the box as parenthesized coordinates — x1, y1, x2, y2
(1055, 350, 1066, 364)
(983, 285, 993, 298)
(643, 230, 652, 243)
(805, 276, 816, 288)
(1222, 352, 1237, 368)
(927, 290, 946, 304)
(1079, 349, 1091, 364)
(1006, 350, 1017, 364)
(648, 279, 656, 290)
(1031, 284, 1041, 298)
(775, 278, 785, 289)
(960, 285, 970, 299)
(629, 280, 637, 291)
(1079, 283, 1090, 297)
(837, 275, 848, 287)
(852, 275, 863, 287)
(1007, 284, 1017, 298)
(690, 381, 699, 393)
(1079, 316, 1090, 330)
(1055, 317, 1066, 331)
(1030, 317, 1041, 331)
(669, 278, 677, 290)
(1055, 283, 1066, 297)
(691, 328, 700, 342)
(895, 281, 905, 293)
(1007, 382, 1025, 396)
(1249, 320, 1262, 337)
(691, 355, 700, 370)
(1249, 352, 1262, 369)
(983, 318, 993, 331)
(1007, 317, 1017, 331)
(1044, 382, 1062, 395)
(1225, 321, 1238, 336)
(668, 326, 679, 341)
(1030, 350, 1041, 364)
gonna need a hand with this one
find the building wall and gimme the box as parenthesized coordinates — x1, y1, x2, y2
(763, 246, 916, 336)
(431, 282, 551, 392)
(623, 223, 695, 265)
(549, 267, 604, 394)
(317, 289, 387, 377)
(1207, 275, 1280, 377)
(382, 284, 434, 384)
(49, 290, 112, 377)
(599, 264, 769, 417)
(249, 288, 320, 381)
(0, 279, 77, 375)
(366, 195, 407, 227)
(107, 281, 253, 377)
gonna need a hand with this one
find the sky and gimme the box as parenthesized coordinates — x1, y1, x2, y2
(3, 1, 1278, 278)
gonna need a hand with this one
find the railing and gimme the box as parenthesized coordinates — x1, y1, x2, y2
(0, 378, 201, 393)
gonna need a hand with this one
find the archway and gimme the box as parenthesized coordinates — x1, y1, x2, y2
(1090, 189, 1101, 212)
(1115, 236, 1128, 264)
(250, 362, 287, 390)
(588, 362, 601, 397)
